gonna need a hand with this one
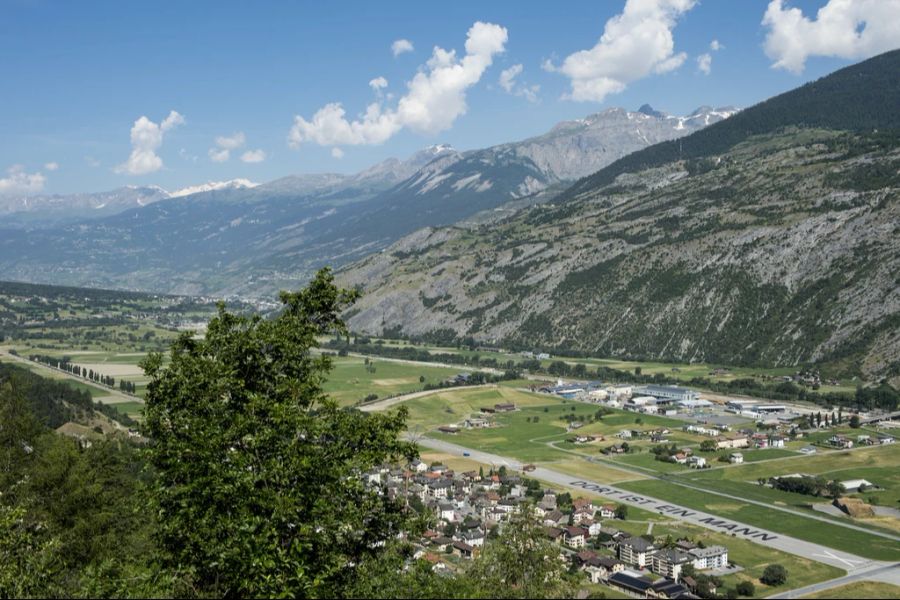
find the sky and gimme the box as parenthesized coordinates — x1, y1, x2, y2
(2, 0, 899, 195)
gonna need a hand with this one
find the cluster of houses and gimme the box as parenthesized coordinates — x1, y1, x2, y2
(367, 458, 734, 597)
(829, 433, 895, 449)
(438, 402, 518, 434)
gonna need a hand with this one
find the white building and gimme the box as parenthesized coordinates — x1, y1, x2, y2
(690, 546, 729, 570)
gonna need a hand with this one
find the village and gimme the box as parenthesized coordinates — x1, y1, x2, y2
(366, 458, 734, 599)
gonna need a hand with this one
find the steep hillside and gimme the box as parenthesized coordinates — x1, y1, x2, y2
(0, 108, 727, 296)
(339, 52, 900, 384)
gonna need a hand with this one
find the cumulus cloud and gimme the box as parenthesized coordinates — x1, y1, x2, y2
(240, 149, 266, 163)
(289, 22, 508, 148)
(209, 131, 246, 162)
(762, 0, 900, 74)
(331, 147, 344, 159)
(369, 76, 389, 95)
(44, 162, 59, 171)
(498, 64, 540, 102)
(117, 110, 185, 175)
(0, 165, 46, 195)
(391, 38, 414, 56)
(710, 39, 723, 51)
(551, 0, 696, 102)
(697, 53, 712, 74)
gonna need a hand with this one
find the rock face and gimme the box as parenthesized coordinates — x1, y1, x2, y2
(339, 127, 900, 383)
(0, 106, 728, 296)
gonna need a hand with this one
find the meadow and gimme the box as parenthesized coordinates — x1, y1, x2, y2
(323, 356, 462, 406)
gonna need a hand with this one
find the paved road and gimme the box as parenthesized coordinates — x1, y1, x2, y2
(416, 436, 899, 583)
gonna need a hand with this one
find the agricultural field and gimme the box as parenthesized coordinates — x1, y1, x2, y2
(350, 337, 858, 394)
(322, 356, 462, 406)
(672, 443, 900, 533)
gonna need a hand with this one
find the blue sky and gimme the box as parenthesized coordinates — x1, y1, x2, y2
(2, 0, 898, 194)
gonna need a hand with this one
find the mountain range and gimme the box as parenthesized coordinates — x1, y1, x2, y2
(338, 50, 900, 384)
(0, 105, 731, 296)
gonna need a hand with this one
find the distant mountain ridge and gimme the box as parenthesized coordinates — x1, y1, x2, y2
(0, 104, 732, 296)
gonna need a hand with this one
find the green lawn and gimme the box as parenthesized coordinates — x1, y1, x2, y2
(323, 356, 462, 406)
(618, 478, 900, 561)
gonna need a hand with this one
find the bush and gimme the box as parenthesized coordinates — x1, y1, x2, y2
(760, 564, 788, 586)
(736, 581, 755, 596)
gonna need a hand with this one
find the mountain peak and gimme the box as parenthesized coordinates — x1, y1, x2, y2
(637, 104, 666, 119)
(168, 179, 259, 198)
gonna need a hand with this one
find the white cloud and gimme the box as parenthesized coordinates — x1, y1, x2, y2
(240, 149, 267, 163)
(369, 76, 389, 92)
(215, 132, 246, 150)
(710, 39, 723, 51)
(208, 131, 246, 162)
(697, 53, 712, 74)
(117, 110, 185, 175)
(208, 148, 230, 163)
(762, 0, 900, 74)
(44, 162, 59, 171)
(392, 38, 414, 56)
(0, 165, 46, 195)
(289, 22, 508, 148)
(498, 64, 540, 103)
(331, 147, 344, 159)
(498, 64, 522, 92)
(553, 0, 696, 102)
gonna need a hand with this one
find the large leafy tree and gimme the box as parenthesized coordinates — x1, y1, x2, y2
(142, 268, 415, 597)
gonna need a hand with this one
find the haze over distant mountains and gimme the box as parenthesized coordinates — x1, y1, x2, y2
(0, 104, 732, 295)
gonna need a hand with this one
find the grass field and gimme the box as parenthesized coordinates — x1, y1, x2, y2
(356, 338, 857, 394)
(323, 356, 462, 406)
(671, 444, 900, 533)
(800, 581, 900, 599)
(618, 478, 900, 561)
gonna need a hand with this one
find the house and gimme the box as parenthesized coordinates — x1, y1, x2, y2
(617, 537, 657, 568)
(598, 504, 617, 519)
(799, 445, 817, 455)
(770, 435, 786, 448)
(452, 540, 476, 559)
(879, 435, 895, 445)
(464, 417, 490, 429)
(651, 549, 693, 582)
(546, 527, 567, 544)
(437, 426, 459, 434)
(494, 403, 516, 412)
(689, 545, 729, 570)
(461, 529, 485, 547)
(410, 459, 428, 473)
(828, 434, 854, 449)
(607, 571, 655, 597)
(583, 556, 625, 583)
(438, 503, 456, 522)
(543, 510, 567, 527)
(687, 456, 707, 469)
(840, 478, 875, 492)
(729, 452, 744, 464)
(564, 526, 587, 549)
(652, 578, 695, 599)
(715, 434, 749, 449)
